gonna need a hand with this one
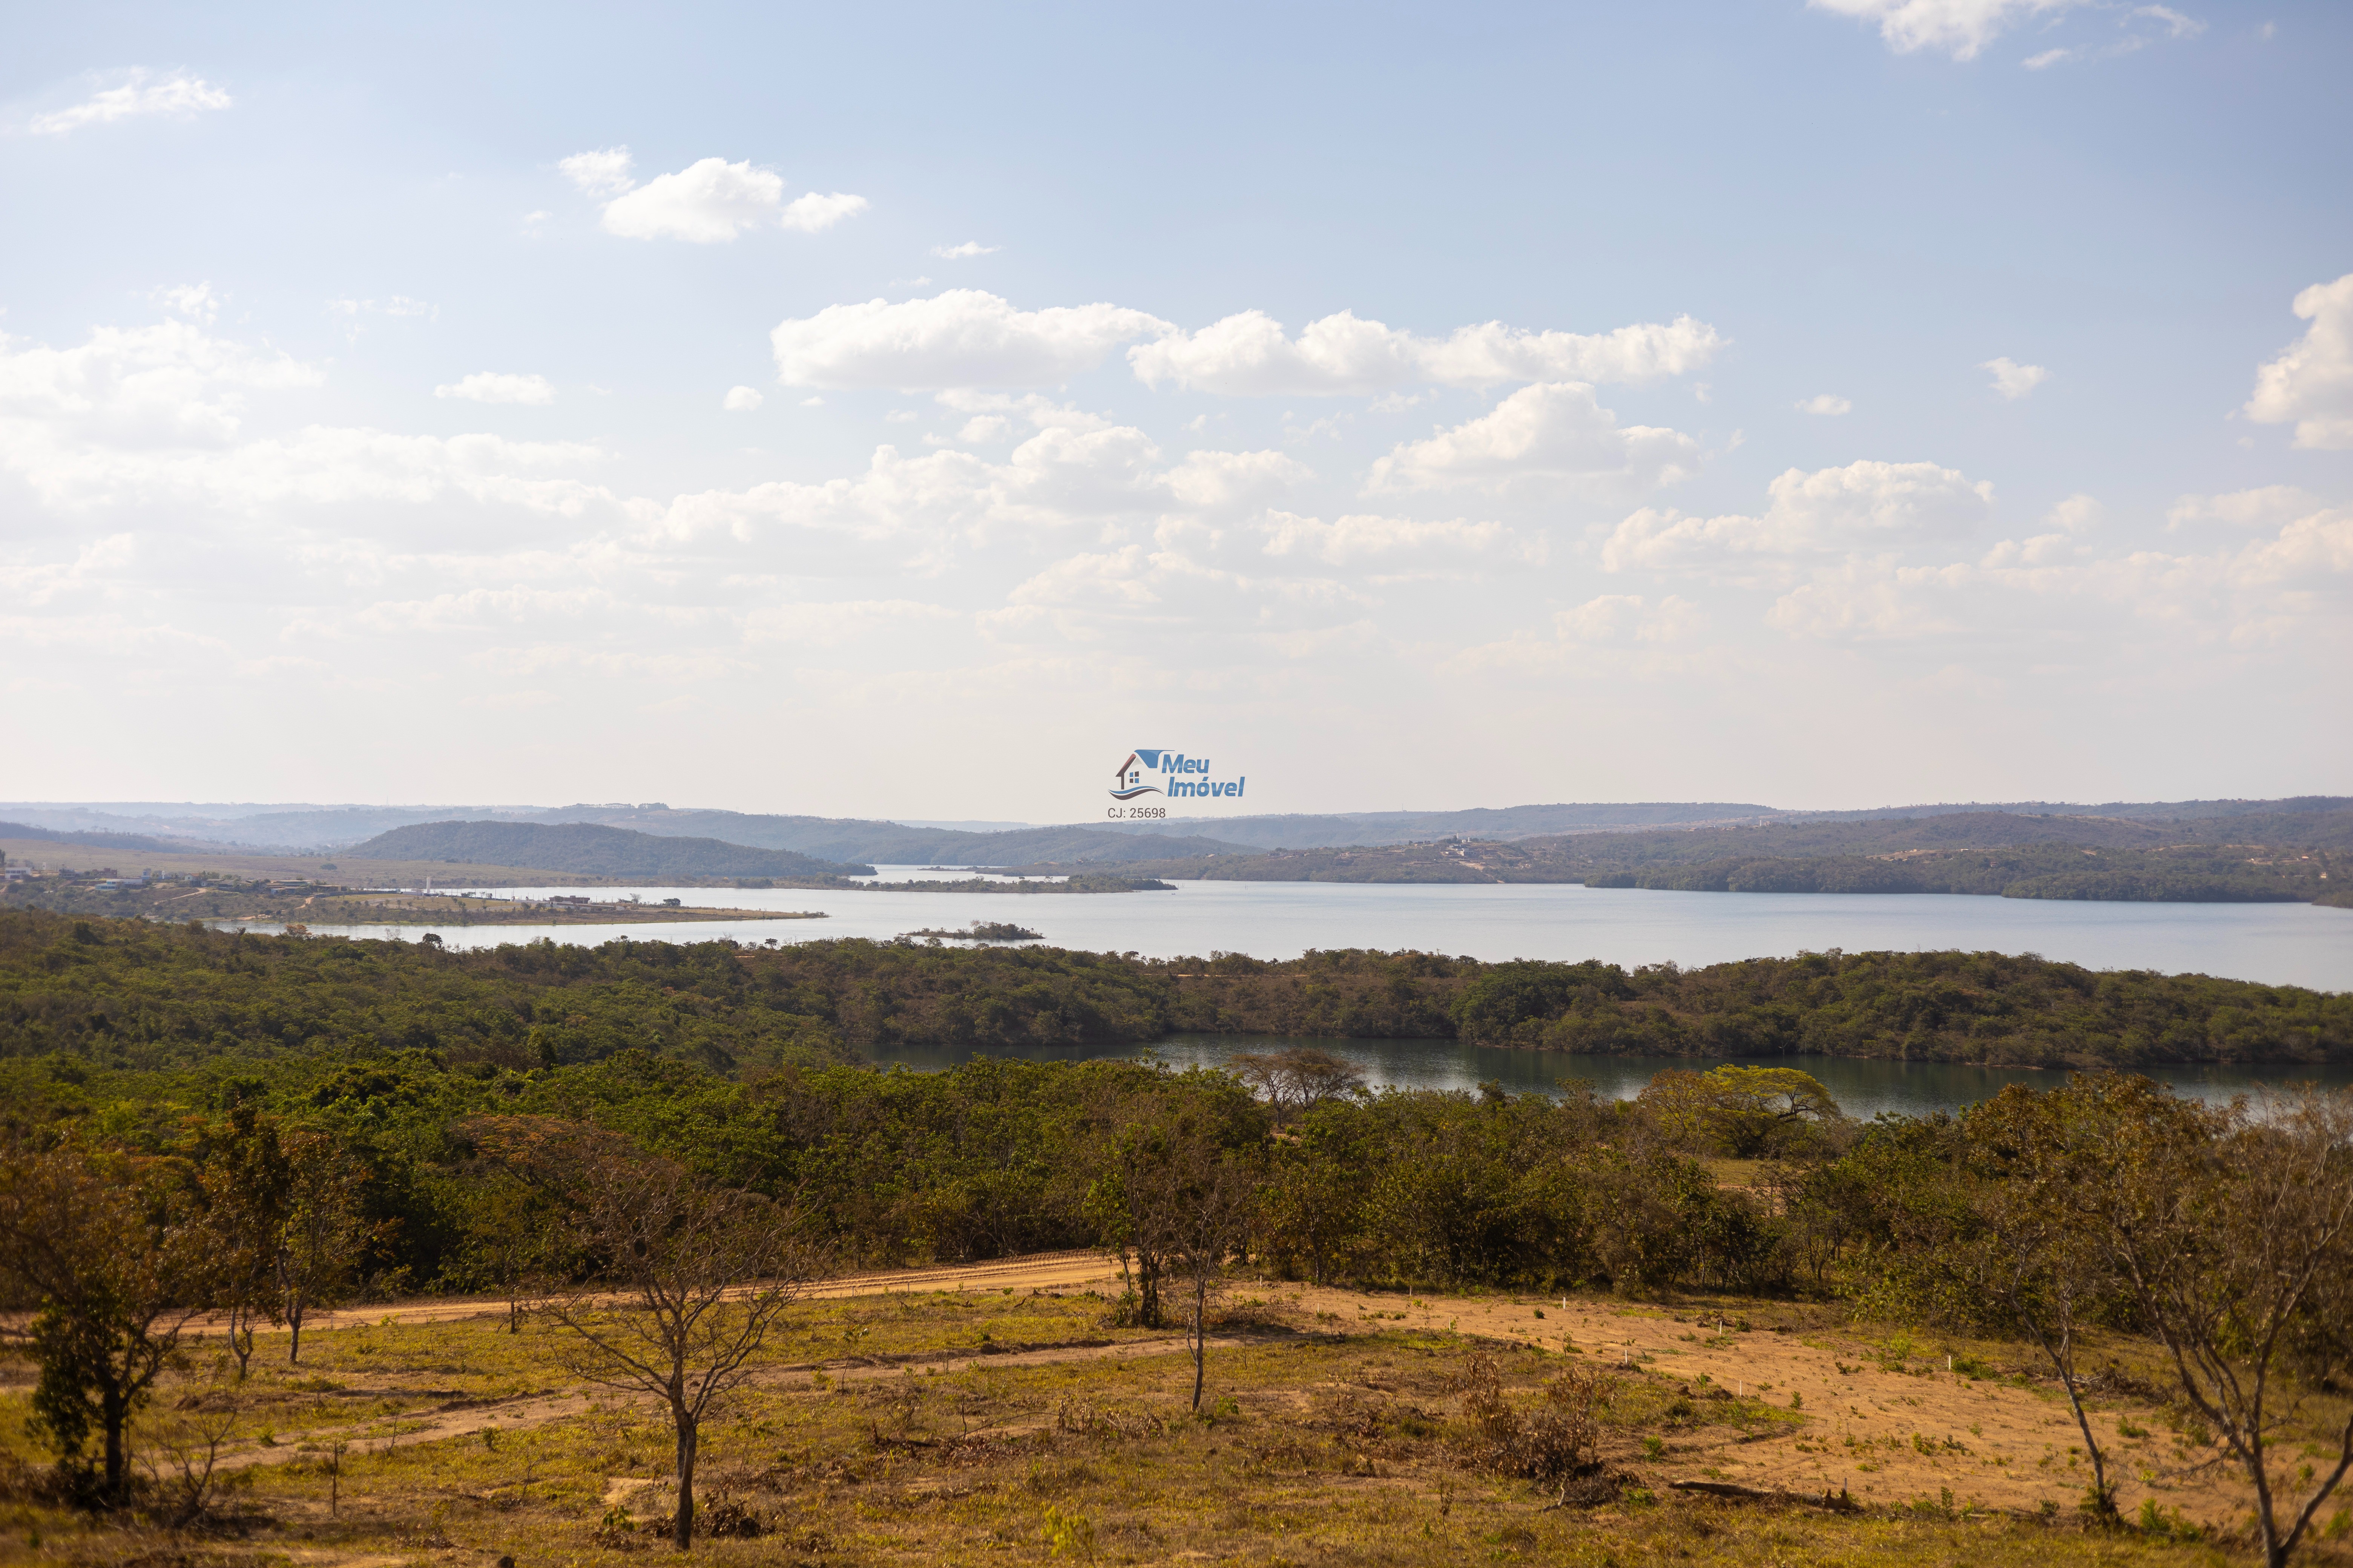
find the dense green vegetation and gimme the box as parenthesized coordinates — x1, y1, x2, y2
(4, 913, 2346, 1086)
(350, 820, 874, 880)
(6, 910, 2351, 1557)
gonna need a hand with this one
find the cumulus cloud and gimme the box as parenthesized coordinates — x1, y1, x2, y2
(0, 335, 614, 521)
(558, 147, 637, 199)
(1603, 459, 1995, 573)
(327, 295, 436, 325)
(1796, 393, 1853, 416)
(2168, 486, 2324, 529)
(2244, 272, 2353, 450)
(151, 284, 219, 325)
(1982, 357, 2049, 399)
(779, 192, 870, 233)
(560, 147, 868, 242)
(1129, 309, 1723, 395)
(0, 319, 320, 457)
(1807, 0, 2089, 60)
(1554, 593, 1704, 643)
(434, 372, 555, 405)
(1367, 382, 1700, 495)
(1164, 449, 1312, 510)
(29, 69, 231, 135)
(1765, 500, 2353, 645)
(1259, 511, 1540, 569)
(2043, 493, 2103, 533)
(722, 386, 764, 413)
(932, 242, 1000, 259)
(771, 291, 1174, 390)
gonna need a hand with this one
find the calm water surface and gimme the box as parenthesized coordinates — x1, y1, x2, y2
(296, 870, 2350, 990)
(865, 1034, 2353, 1119)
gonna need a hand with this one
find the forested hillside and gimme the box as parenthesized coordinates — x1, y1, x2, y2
(4, 911, 2342, 1073)
(348, 820, 873, 880)
(1100, 808, 2351, 903)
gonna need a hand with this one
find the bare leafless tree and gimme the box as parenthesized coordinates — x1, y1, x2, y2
(2092, 1087, 2353, 1568)
(1163, 1146, 1260, 1413)
(477, 1118, 814, 1550)
(141, 1399, 247, 1529)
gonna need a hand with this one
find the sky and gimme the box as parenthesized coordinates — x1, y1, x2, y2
(3, 1, 2348, 823)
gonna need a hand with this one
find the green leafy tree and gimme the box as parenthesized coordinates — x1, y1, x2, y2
(0, 1139, 206, 1502)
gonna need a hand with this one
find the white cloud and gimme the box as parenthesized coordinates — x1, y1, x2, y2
(2043, 493, 2103, 532)
(932, 242, 1000, 259)
(1765, 501, 2353, 645)
(2024, 47, 2075, 66)
(558, 147, 637, 199)
(1366, 382, 1700, 495)
(1554, 593, 1703, 643)
(29, 69, 232, 135)
(561, 148, 868, 243)
(151, 284, 219, 325)
(0, 324, 618, 518)
(722, 386, 764, 413)
(601, 158, 779, 242)
(434, 372, 555, 406)
(1796, 393, 1853, 415)
(1982, 356, 2049, 398)
(1259, 511, 1539, 569)
(0, 319, 320, 457)
(1129, 309, 1723, 395)
(1603, 459, 1995, 572)
(933, 391, 1112, 434)
(780, 191, 870, 233)
(2167, 486, 2323, 530)
(1807, 0, 2089, 60)
(771, 291, 1174, 390)
(2244, 272, 2353, 450)
(1165, 449, 1313, 510)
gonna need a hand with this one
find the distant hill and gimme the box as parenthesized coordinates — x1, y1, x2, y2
(519, 805, 1254, 866)
(1085, 802, 1787, 848)
(347, 821, 874, 880)
(0, 821, 193, 855)
(1093, 805, 2353, 901)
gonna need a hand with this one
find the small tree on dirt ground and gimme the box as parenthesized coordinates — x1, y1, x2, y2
(1227, 1047, 1364, 1125)
(276, 1130, 368, 1365)
(197, 1105, 293, 1381)
(480, 1118, 814, 1551)
(1081, 1073, 1265, 1331)
(0, 1138, 207, 1505)
(1161, 1144, 1260, 1412)
(2091, 1087, 2353, 1568)
(1961, 1078, 2160, 1522)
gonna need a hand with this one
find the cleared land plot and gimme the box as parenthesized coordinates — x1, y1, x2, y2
(8, 1255, 2344, 1568)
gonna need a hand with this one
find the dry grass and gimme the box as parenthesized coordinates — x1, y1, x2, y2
(1, 1278, 2348, 1568)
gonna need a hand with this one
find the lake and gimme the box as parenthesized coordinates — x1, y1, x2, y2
(305, 869, 2351, 991)
(264, 873, 2352, 1118)
(862, 1033, 2353, 1119)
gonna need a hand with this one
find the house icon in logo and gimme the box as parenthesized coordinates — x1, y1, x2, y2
(1110, 750, 1163, 801)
